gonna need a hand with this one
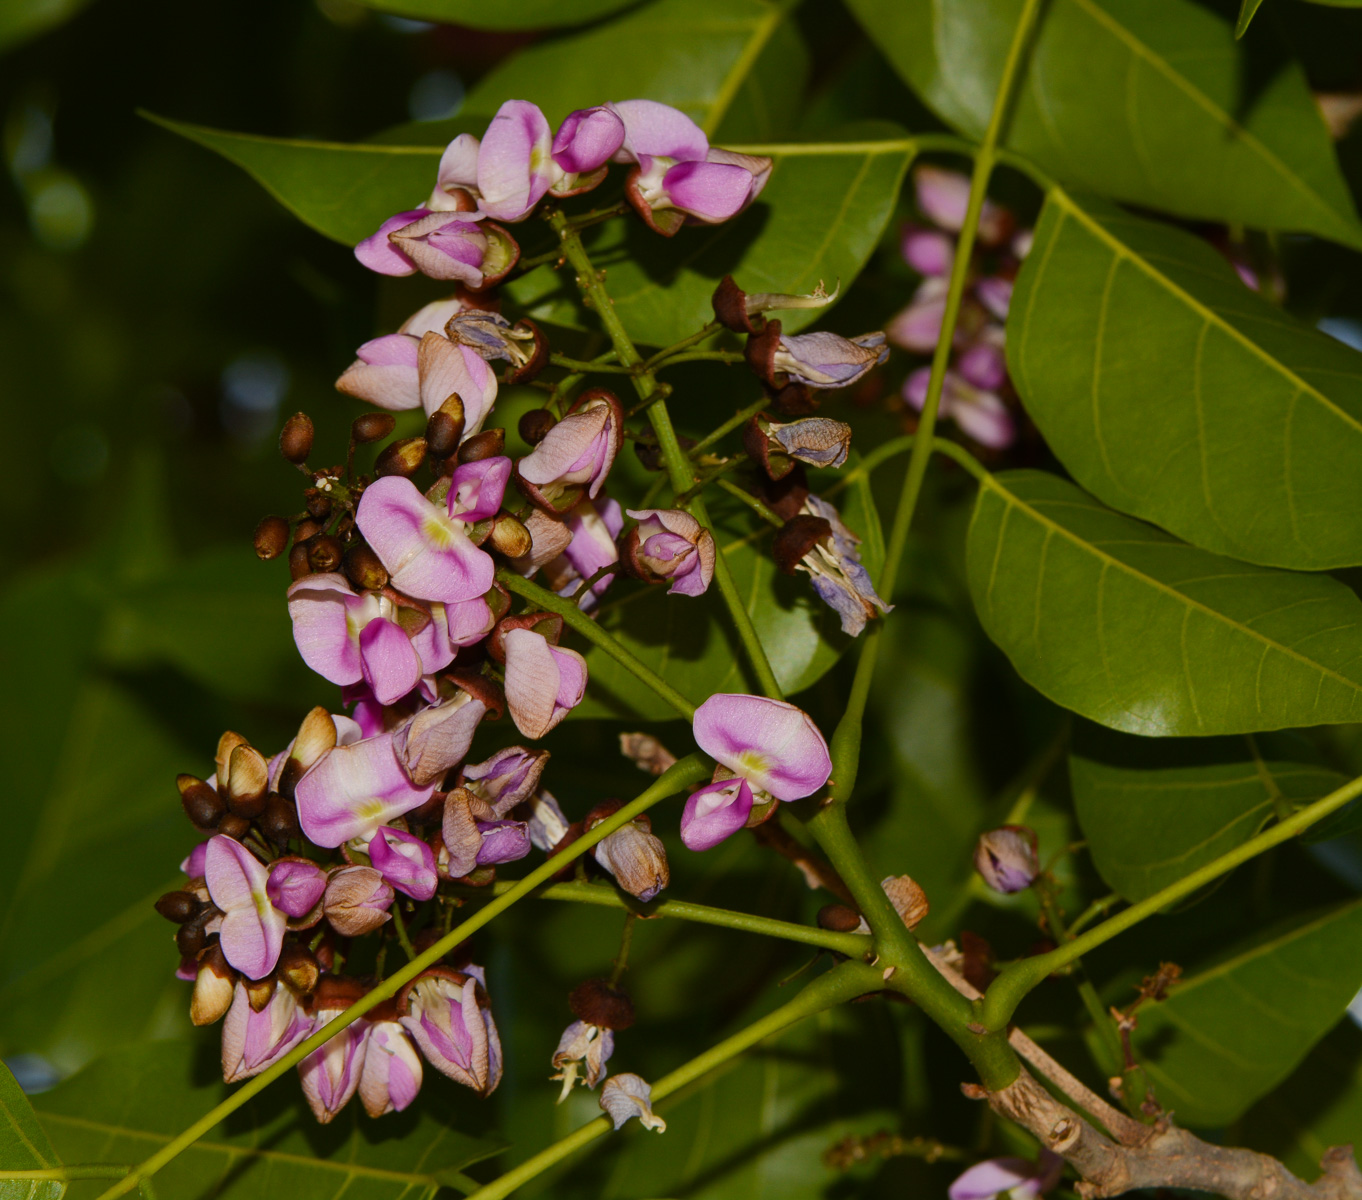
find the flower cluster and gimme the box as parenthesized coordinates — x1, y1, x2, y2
(886, 165, 1032, 450)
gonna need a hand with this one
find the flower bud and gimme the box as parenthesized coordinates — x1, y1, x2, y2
(974, 826, 1040, 894)
(178, 773, 226, 830)
(280, 412, 314, 464)
(600, 1073, 666, 1132)
(360, 1019, 424, 1117)
(222, 981, 315, 1083)
(217, 813, 252, 840)
(293, 519, 322, 547)
(278, 942, 321, 996)
(569, 978, 634, 1030)
(589, 811, 669, 903)
(487, 513, 532, 558)
(191, 944, 236, 1026)
(299, 980, 371, 1124)
(307, 535, 344, 574)
(226, 744, 269, 818)
(342, 543, 389, 592)
(288, 541, 313, 581)
(817, 903, 862, 933)
(259, 794, 302, 846)
(425, 402, 465, 460)
(457, 428, 505, 462)
(518, 408, 557, 446)
(374, 437, 428, 478)
(175, 912, 211, 958)
(156, 890, 201, 924)
(397, 965, 502, 1095)
(352, 411, 396, 444)
(623, 508, 715, 596)
(516, 389, 622, 513)
(324, 866, 394, 936)
(244, 973, 277, 1013)
(254, 515, 290, 561)
(266, 857, 328, 921)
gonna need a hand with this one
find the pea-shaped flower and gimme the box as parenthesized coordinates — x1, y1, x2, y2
(397, 965, 503, 1096)
(295, 731, 436, 848)
(623, 508, 715, 597)
(203, 835, 286, 980)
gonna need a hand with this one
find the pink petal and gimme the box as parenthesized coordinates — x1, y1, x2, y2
(549, 643, 587, 712)
(607, 99, 708, 162)
(661, 160, 753, 222)
(446, 595, 495, 647)
(503, 628, 574, 739)
(355, 475, 495, 604)
(886, 278, 948, 354)
(949, 1158, 1036, 1200)
(266, 858, 327, 918)
(957, 341, 1007, 391)
(286, 573, 372, 686)
(901, 225, 955, 277)
(477, 100, 554, 222)
(974, 277, 1013, 320)
(295, 732, 436, 848)
(951, 387, 1016, 450)
(681, 777, 753, 851)
(391, 213, 488, 285)
(691, 694, 831, 801)
(354, 208, 427, 276)
(517, 404, 611, 493)
(704, 147, 771, 204)
(417, 332, 498, 429)
(369, 826, 439, 900)
(409, 603, 457, 675)
(359, 617, 422, 706)
(335, 333, 421, 411)
(448, 456, 511, 522)
(430, 133, 480, 207)
(902, 366, 932, 412)
(553, 106, 625, 173)
(205, 836, 285, 979)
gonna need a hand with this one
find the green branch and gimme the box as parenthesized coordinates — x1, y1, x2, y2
(463, 959, 886, 1200)
(980, 769, 1362, 1031)
(496, 568, 696, 720)
(93, 756, 710, 1200)
(448, 878, 871, 956)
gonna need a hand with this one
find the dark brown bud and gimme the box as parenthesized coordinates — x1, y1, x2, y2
(772, 380, 817, 416)
(190, 943, 236, 1025)
(772, 515, 832, 575)
(375, 436, 428, 478)
(817, 903, 863, 933)
(217, 812, 252, 840)
(457, 428, 504, 463)
(305, 490, 333, 520)
(226, 744, 269, 818)
(487, 513, 532, 558)
(278, 943, 320, 996)
(569, 978, 635, 1030)
(352, 411, 396, 445)
(177, 773, 226, 830)
(259, 792, 301, 846)
(308, 535, 344, 574)
(712, 274, 760, 334)
(426, 411, 461, 460)
(245, 973, 277, 1012)
(518, 408, 557, 446)
(293, 519, 322, 546)
(253, 515, 290, 561)
(343, 542, 388, 591)
(762, 464, 809, 522)
(175, 913, 210, 958)
(280, 412, 314, 464)
(155, 890, 201, 924)
(288, 541, 313, 581)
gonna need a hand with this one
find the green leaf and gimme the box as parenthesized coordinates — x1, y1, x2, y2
(1239, 1020, 1362, 1180)
(508, 127, 915, 346)
(349, 0, 639, 30)
(1130, 899, 1362, 1126)
(33, 1039, 505, 1200)
(576, 468, 884, 719)
(0, 0, 94, 54)
(964, 470, 1362, 736)
(845, 0, 1362, 247)
(1010, 190, 1362, 570)
(461, 0, 792, 134)
(1236, 0, 1268, 36)
(145, 113, 441, 246)
(1070, 726, 1347, 902)
(1, 1060, 63, 1200)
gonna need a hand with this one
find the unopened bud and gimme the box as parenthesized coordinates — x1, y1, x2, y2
(488, 513, 532, 558)
(293, 519, 322, 546)
(226, 744, 269, 818)
(375, 436, 428, 478)
(278, 942, 320, 996)
(260, 793, 301, 846)
(175, 912, 210, 958)
(518, 408, 557, 446)
(293, 706, 337, 769)
(457, 428, 504, 463)
(253, 515, 290, 560)
(772, 515, 832, 575)
(156, 890, 201, 923)
(190, 944, 236, 1026)
(352, 411, 396, 445)
(280, 412, 314, 464)
(307, 535, 344, 574)
(305, 490, 333, 520)
(343, 543, 389, 591)
(177, 774, 226, 830)
(288, 541, 313, 581)
(426, 394, 466, 458)
(217, 812, 252, 840)
(569, 978, 635, 1030)
(974, 826, 1039, 894)
(590, 812, 669, 903)
(817, 903, 863, 933)
(244, 973, 277, 1013)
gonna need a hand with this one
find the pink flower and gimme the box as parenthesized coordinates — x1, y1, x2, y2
(679, 776, 754, 853)
(203, 836, 285, 979)
(949, 1152, 1063, 1200)
(335, 333, 420, 411)
(359, 1020, 424, 1117)
(324, 865, 395, 936)
(546, 497, 623, 608)
(552, 106, 625, 174)
(624, 508, 714, 597)
(398, 965, 502, 1095)
(476, 99, 555, 222)
(295, 731, 436, 848)
(355, 476, 495, 606)
(902, 366, 1015, 450)
(390, 213, 488, 284)
(502, 627, 587, 739)
(914, 165, 1013, 246)
(221, 983, 314, 1084)
(354, 208, 429, 276)
(416, 331, 499, 428)
(299, 991, 370, 1124)
(516, 391, 622, 512)
(447, 455, 510, 522)
(392, 690, 490, 787)
(369, 825, 438, 901)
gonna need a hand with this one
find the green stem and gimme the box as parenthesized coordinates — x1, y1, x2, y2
(94, 757, 710, 1200)
(548, 354, 633, 375)
(688, 396, 770, 458)
(641, 321, 723, 370)
(825, 0, 1041, 798)
(447, 878, 870, 956)
(980, 769, 1362, 1031)
(0, 1166, 131, 1182)
(549, 208, 783, 700)
(806, 802, 1019, 1090)
(714, 478, 783, 528)
(496, 568, 695, 721)
(390, 903, 416, 961)
(464, 960, 885, 1200)
(655, 350, 746, 367)
(1067, 893, 1121, 938)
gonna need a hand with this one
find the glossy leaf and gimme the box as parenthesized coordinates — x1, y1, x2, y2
(0, 1060, 63, 1200)
(1010, 190, 1362, 570)
(575, 466, 884, 720)
(1070, 726, 1346, 901)
(1131, 898, 1362, 1126)
(965, 470, 1362, 736)
(845, 0, 1362, 247)
(1235, 0, 1267, 36)
(349, 0, 638, 30)
(33, 1039, 505, 1200)
(508, 128, 915, 346)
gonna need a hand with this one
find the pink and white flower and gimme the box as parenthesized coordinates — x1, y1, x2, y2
(221, 983, 315, 1084)
(516, 390, 622, 512)
(502, 627, 588, 739)
(295, 731, 436, 848)
(624, 508, 714, 597)
(369, 825, 438, 901)
(203, 835, 286, 979)
(298, 989, 370, 1124)
(359, 1019, 425, 1117)
(398, 965, 502, 1096)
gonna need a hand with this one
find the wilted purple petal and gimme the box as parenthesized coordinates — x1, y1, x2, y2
(475, 819, 532, 865)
